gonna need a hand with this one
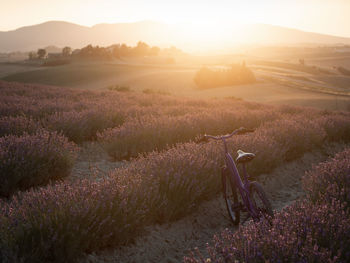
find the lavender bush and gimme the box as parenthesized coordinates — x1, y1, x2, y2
(185, 147, 350, 263)
(184, 200, 350, 263)
(0, 116, 42, 137)
(45, 109, 125, 143)
(318, 114, 350, 142)
(303, 148, 350, 205)
(258, 117, 326, 161)
(98, 109, 281, 160)
(0, 176, 145, 262)
(109, 117, 326, 222)
(1, 81, 350, 262)
(0, 130, 77, 197)
(2, 80, 346, 156)
(0, 117, 329, 262)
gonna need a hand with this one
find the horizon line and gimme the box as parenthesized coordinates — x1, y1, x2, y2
(1, 19, 350, 40)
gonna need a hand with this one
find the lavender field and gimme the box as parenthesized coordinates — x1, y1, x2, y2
(0, 80, 350, 262)
(185, 148, 350, 263)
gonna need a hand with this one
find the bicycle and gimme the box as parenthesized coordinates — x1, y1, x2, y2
(196, 127, 273, 225)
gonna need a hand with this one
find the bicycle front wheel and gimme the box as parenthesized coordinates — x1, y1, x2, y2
(249, 181, 273, 223)
(222, 168, 240, 225)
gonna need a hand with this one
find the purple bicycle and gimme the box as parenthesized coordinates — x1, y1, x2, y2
(197, 127, 273, 225)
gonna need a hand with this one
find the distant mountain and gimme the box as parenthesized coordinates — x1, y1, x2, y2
(0, 21, 173, 52)
(1, 21, 350, 52)
(236, 24, 350, 45)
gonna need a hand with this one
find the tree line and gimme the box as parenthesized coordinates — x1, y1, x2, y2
(28, 41, 161, 60)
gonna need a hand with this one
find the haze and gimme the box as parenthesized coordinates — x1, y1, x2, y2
(2, 0, 350, 39)
(1, 0, 350, 262)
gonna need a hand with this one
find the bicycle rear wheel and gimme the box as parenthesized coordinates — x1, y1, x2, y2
(222, 168, 240, 225)
(249, 181, 273, 223)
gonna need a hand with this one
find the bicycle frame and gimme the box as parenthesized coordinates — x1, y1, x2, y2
(224, 150, 258, 219)
(204, 130, 259, 220)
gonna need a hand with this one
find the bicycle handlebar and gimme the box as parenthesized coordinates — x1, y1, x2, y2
(196, 127, 254, 143)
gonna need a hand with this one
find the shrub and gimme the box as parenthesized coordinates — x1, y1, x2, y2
(303, 148, 350, 205)
(142, 88, 170, 95)
(186, 147, 350, 263)
(0, 176, 145, 263)
(185, 200, 350, 263)
(116, 142, 223, 223)
(259, 117, 326, 161)
(107, 118, 326, 222)
(0, 119, 315, 262)
(45, 109, 125, 143)
(107, 85, 131, 92)
(0, 130, 77, 197)
(194, 64, 255, 89)
(0, 116, 42, 137)
(98, 109, 281, 160)
(42, 59, 71, 67)
(318, 114, 350, 142)
(1, 80, 350, 262)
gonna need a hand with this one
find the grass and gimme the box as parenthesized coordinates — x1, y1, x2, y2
(107, 85, 131, 92)
(1, 63, 168, 87)
(254, 60, 334, 75)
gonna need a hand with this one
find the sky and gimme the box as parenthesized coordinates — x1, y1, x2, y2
(1, 0, 350, 37)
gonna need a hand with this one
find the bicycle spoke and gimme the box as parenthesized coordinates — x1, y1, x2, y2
(249, 182, 274, 224)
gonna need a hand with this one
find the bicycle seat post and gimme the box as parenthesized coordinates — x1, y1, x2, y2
(221, 137, 228, 154)
(241, 163, 249, 185)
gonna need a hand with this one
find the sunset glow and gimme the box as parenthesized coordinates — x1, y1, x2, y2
(1, 0, 350, 39)
(1, 0, 350, 261)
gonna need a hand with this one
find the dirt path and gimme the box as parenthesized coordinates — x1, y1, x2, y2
(68, 142, 124, 182)
(79, 143, 345, 263)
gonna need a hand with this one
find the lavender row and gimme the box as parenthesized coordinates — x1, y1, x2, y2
(1, 81, 279, 144)
(0, 116, 330, 262)
(185, 200, 350, 263)
(0, 81, 350, 261)
(98, 109, 281, 160)
(303, 148, 350, 206)
(0, 130, 77, 197)
(0, 176, 145, 262)
(185, 148, 350, 263)
(100, 106, 350, 161)
(1, 81, 260, 119)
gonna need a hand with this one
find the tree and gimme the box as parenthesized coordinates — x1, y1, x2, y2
(111, 44, 121, 58)
(79, 45, 93, 57)
(62, 46, 72, 57)
(28, 52, 37, 60)
(119, 44, 130, 56)
(149, 46, 160, 56)
(133, 41, 150, 56)
(37, 49, 46, 59)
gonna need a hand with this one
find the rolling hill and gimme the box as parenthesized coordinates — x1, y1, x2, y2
(1, 20, 350, 52)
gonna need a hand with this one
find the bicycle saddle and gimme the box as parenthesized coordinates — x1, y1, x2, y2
(236, 150, 255, 164)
